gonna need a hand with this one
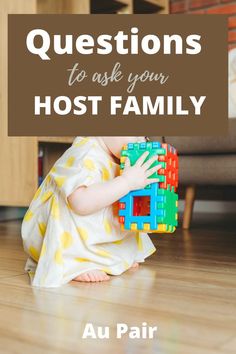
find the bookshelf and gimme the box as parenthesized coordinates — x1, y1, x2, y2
(134, 0, 169, 14)
(37, 1, 169, 15)
(0, 0, 169, 207)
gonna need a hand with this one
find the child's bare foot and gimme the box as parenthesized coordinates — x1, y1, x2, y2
(130, 262, 139, 269)
(73, 270, 110, 282)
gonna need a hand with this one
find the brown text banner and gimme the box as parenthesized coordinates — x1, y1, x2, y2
(8, 14, 228, 136)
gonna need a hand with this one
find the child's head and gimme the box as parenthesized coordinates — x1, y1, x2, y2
(102, 136, 147, 158)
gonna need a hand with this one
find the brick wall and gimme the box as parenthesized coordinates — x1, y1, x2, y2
(169, 0, 236, 51)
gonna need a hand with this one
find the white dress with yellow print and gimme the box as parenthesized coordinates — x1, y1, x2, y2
(21, 137, 156, 287)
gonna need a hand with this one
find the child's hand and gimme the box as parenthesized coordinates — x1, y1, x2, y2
(121, 151, 161, 191)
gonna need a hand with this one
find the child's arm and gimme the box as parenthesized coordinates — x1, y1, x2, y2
(68, 151, 161, 216)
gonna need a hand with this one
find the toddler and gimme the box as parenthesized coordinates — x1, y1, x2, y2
(21, 136, 160, 287)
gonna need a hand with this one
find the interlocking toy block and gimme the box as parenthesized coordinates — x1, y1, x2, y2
(119, 141, 178, 233)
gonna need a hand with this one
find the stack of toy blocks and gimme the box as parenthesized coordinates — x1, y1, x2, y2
(119, 141, 178, 233)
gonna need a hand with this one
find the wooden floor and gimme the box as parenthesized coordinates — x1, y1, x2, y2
(0, 216, 235, 354)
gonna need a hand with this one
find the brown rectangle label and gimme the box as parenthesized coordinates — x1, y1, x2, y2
(8, 14, 228, 136)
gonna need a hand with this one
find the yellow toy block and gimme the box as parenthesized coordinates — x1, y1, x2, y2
(157, 224, 167, 232)
(131, 223, 137, 231)
(143, 223, 150, 231)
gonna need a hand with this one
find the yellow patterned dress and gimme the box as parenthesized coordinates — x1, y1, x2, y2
(21, 137, 156, 287)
